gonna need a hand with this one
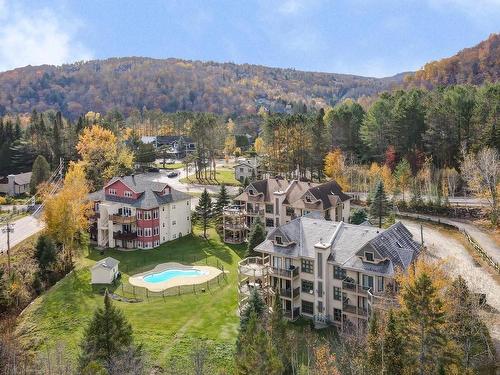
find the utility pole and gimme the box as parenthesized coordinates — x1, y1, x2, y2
(1, 215, 15, 276)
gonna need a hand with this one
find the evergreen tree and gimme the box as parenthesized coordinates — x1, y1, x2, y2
(30, 155, 51, 194)
(384, 309, 406, 375)
(34, 234, 57, 277)
(311, 108, 328, 181)
(400, 272, 447, 375)
(242, 176, 250, 188)
(213, 184, 230, 227)
(246, 217, 265, 257)
(79, 291, 139, 371)
(394, 158, 412, 201)
(195, 189, 212, 238)
(269, 293, 288, 369)
(350, 208, 367, 225)
(240, 288, 266, 330)
(366, 312, 382, 373)
(369, 181, 390, 228)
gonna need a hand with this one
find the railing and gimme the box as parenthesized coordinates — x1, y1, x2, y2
(238, 256, 270, 277)
(223, 223, 246, 229)
(343, 303, 357, 314)
(113, 231, 137, 240)
(283, 307, 300, 320)
(280, 288, 292, 298)
(367, 290, 399, 313)
(271, 266, 299, 278)
(110, 214, 137, 224)
(224, 237, 245, 244)
(342, 280, 356, 291)
(245, 208, 264, 216)
(293, 287, 300, 299)
(342, 279, 370, 294)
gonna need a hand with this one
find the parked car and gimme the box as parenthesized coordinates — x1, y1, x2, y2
(167, 171, 179, 178)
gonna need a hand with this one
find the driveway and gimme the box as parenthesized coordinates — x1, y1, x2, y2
(401, 219, 500, 353)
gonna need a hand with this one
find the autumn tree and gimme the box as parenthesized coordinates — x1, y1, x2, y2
(254, 137, 264, 155)
(43, 162, 92, 268)
(324, 149, 350, 190)
(366, 312, 383, 373)
(461, 147, 499, 225)
(394, 158, 412, 201)
(76, 125, 134, 189)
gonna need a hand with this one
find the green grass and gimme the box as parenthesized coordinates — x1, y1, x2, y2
(15, 226, 246, 372)
(180, 168, 241, 186)
(155, 162, 184, 170)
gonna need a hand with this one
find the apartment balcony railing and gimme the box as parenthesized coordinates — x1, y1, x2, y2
(280, 288, 292, 298)
(293, 287, 300, 299)
(223, 222, 247, 230)
(245, 208, 264, 216)
(238, 256, 270, 278)
(271, 266, 299, 279)
(283, 307, 300, 321)
(367, 290, 399, 313)
(109, 214, 137, 224)
(343, 303, 357, 314)
(113, 231, 137, 240)
(342, 279, 370, 294)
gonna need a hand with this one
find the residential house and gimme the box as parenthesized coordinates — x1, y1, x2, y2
(222, 178, 351, 244)
(156, 135, 196, 158)
(89, 174, 192, 249)
(238, 217, 420, 332)
(234, 157, 261, 183)
(0, 172, 32, 196)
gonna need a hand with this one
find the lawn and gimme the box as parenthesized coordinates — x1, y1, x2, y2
(180, 168, 241, 186)
(155, 162, 184, 170)
(15, 226, 246, 372)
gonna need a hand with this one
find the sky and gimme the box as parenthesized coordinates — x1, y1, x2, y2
(0, 0, 498, 78)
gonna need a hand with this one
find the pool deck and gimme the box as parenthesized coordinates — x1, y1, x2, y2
(128, 262, 223, 292)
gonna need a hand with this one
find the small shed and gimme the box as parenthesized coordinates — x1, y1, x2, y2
(91, 257, 120, 284)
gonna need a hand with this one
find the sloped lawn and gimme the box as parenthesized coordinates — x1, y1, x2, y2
(15, 227, 246, 372)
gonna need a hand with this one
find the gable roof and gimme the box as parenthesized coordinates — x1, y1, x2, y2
(156, 135, 194, 145)
(92, 257, 120, 270)
(89, 174, 191, 209)
(255, 217, 421, 276)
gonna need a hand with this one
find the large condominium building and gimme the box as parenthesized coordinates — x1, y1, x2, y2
(223, 178, 351, 244)
(89, 174, 192, 250)
(238, 216, 420, 332)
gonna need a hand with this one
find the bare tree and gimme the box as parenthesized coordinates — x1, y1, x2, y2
(461, 147, 499, 224)
(191, 340, 208, 375)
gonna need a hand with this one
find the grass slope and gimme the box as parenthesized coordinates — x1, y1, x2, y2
(180, 168, 241, 186)
(15, 227, 245, 372)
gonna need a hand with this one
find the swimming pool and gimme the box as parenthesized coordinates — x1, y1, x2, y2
(143, 268, 208, 284)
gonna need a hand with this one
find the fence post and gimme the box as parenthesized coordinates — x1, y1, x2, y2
(207, 281, 209, 291)
(178, 286, 180, 296)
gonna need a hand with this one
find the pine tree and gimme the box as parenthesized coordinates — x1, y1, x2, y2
(350, 208, 367, 225)
(213, 184, 230, 227)
(269, 293, 288, 368)
(400, 272, 447, 375)
(369, 181, 390, 228)
(30, 155, 51, 194)
(79, 291, 138, 370)
(246, 217, 265, 257)
(34, 234, 57, 277)
(240, 288, 267, 330)
(242, 176, 250, 188)
(366, 312, 382, 373)
(384, 309, 406, 375)
(195, 188, 212, 238)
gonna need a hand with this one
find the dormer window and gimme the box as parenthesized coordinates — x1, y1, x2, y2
(305, 195, 311, 203)
(365, 252, 374, 262)
(124, 191, 132, 198)
(275, 236, 283, 245)
(249, 189, 254, 195)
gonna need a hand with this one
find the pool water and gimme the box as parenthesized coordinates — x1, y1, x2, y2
(143, 269, 207, 284)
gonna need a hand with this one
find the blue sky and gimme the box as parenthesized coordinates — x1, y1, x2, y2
(0, 0, 498, 77)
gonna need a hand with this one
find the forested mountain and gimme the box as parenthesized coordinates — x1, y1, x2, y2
(406, 33, 499, 88)
(0, 58, 404, 119)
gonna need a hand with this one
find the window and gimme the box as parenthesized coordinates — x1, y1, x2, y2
(286, 206, 295, 216)
(172, 204, 176, 209)
(377, 276, 384, 292)
(187, 201, 190, 206)
(172, 220, 176, 226)
(108, 188, 117, 195)
(272, 256, 282, 269)
(333, 266, 346, 280)
(362, 275, 374, 290)
(187, 216, 190, 221)
(124, 191, 132, 198)
(123, 207, 132, 216)
(275, 217, 279, 226)
(317, 281, 323, 297)
(153, 210, 158, 219)
(305, 195, 311, 203)
(333, 287, 342, 301)
(318, 301, 323, 313)
(163, 223, 165, 227)
(137, 228, 143, 236)
(317, 252, 323, 279)
(154, 240, 160, 247)
(301, 259, 313, 274)
(153, 227, 159, 235)
(240, 167, 244, 172)
(137, 211, 142, 220)
(301, 300, 314, 315)
(275, 236, 283, 245)
(143, 211, 152, 220)
(248, 189, 254, 195)
(162, 207, 165, 211)
(301, 280, 314, 294)
(265, 218, 274, 227)
(144, 228, 152, 237)
(333, 308, 342, 322)
(365, 252, 374, 262)
(265, 204, 273, 214)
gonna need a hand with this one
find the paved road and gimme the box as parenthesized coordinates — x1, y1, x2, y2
(398, 212, 500, 265)
(349, 191, 489, 207)
(0, 215, 45, 253)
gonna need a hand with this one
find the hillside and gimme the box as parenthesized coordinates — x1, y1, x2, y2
(0, 58, 404, 119)
(406, 33, 500, 88)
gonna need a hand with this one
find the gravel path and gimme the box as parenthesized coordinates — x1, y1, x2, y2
(401, 219, 500, 353)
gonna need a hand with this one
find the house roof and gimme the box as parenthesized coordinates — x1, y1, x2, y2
(255, 217, 420, 276)
(92, 257, 120, 270)
(1, 172, 33, 186)
(156, 135, 194, 144)
(234, 158, 260, 169)
(89, 174, 191, 209)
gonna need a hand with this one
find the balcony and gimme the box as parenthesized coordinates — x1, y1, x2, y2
(343, 303, 357, 314)
(110, 214, 137, 224)
(245, 208, 264, 216)
(283, 307, 300, 321)
(271, 266, 299, 279)
(342, 279, 370, 294)
(280, 288, 292, 298)
(113, 231, 137, 240)
(238, 256, 270, 277)
(223, 222, 247, 230)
